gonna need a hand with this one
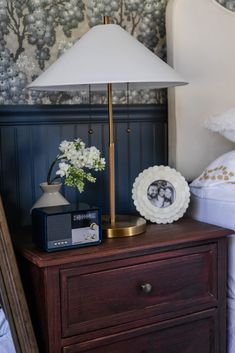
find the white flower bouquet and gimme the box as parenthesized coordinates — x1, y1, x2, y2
(47, 138, 105, 192)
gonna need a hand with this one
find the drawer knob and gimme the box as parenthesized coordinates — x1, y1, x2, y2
(140, 283, 152, 294)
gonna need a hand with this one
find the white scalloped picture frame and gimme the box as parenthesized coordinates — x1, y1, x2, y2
(132, 166, 190, 224)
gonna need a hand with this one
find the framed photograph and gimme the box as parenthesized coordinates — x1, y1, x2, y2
(132, 166, 190, 224)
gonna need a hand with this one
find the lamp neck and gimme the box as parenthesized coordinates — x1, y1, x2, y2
(108, 83, 113, 144)
(104, 15, 114, 225)
(107, 82, 115, 225)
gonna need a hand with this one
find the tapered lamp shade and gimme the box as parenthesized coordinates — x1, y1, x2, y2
(28, 21, 187, 238)
(28, 24, 186, 91)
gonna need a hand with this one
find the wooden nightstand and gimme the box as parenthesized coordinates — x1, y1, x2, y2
(15, 218, 230, 353)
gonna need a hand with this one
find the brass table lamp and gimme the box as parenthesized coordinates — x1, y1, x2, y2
(28, 17, 186, 238)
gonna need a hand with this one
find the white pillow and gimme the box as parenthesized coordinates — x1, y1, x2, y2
(190, 150, 235, 188)
(205, 107, 235, 142)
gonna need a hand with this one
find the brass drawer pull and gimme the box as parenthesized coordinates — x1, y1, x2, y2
(140, 283, 152, 294)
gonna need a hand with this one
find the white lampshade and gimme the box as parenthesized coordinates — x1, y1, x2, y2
(28, 23, 187, 91)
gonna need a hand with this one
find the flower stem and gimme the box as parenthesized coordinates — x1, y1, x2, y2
(50, 175, 61, 184)
(47, 156, 59, 184)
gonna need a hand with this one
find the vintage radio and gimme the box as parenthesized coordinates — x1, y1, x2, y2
(31, 204, 102, 252)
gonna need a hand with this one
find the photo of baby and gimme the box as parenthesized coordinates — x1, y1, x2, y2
(147, 180, 175, 208)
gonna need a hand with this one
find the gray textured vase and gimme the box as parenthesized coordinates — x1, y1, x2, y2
(31, 182, 69, 211)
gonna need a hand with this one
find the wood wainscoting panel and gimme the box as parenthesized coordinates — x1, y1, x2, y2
(0, 104, 167, 229)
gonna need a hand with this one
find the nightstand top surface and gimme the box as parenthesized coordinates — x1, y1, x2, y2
(14, 217, 232, 268)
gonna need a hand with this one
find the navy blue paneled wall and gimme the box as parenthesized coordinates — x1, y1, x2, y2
(0, 104, 167, 230)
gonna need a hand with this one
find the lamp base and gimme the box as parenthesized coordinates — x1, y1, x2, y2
(102, 215, 146, 238)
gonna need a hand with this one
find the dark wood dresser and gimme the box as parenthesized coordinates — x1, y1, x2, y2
(16, 218, 231, 353)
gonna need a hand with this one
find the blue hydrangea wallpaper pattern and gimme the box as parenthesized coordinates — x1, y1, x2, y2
(0, 0, 234, 105)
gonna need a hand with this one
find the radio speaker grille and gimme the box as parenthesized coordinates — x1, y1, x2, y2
(47, 214, 71, 241)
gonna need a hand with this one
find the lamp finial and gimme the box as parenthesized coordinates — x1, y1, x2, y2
(103, 16, 109, 25)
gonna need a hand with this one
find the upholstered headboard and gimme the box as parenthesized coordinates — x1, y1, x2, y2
(166, 0, 235, 180)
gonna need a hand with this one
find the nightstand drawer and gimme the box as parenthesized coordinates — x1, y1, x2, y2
(63, 309, 217, 353)
(60, 243, 217, 338)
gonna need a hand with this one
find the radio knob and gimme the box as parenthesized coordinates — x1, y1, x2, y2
(90, 223, 98, 231)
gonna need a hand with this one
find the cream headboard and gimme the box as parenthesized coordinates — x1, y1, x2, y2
(166, 0, 235, 181)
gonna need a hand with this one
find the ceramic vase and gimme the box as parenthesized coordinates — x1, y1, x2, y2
(31, 182, 69, 211)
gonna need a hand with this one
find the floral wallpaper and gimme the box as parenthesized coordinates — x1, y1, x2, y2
(0, 0, 234, 105)
(216, 0, 235, 11)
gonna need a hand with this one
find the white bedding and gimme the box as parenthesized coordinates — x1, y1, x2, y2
(189, 185, 235, 230)
(189, 186, 235, 353)
(0, 308, 16, 353)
